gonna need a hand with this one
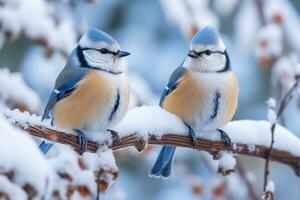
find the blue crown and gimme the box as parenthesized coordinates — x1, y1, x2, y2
(191, 26, 220, 46)
(87, 27, 116, 45)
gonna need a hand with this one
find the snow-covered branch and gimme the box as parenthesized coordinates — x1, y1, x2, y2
(5, 106, 300, 178)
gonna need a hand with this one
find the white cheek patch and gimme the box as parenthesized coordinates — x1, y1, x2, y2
(184, 54, 226, 72)
(83, 51, 109, 65)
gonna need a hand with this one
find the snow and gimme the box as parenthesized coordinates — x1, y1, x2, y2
(115, 105, 188, 139)
(0, 176, 27, 199)
(0, 114, 53, 198)
(255, 24, 283, 59)
(0, 68, 40, 112)
(224, 120, 300, 156)
(263, 0, 300, 55)
(4, 108, 50, 126)
(49, 151, 81, 176)
(4, 108, 69, 133)
(82, 150, 117, 172)
(266, 98, 277, 123)
(115, 106, 300, 156)
(266, 180, 275, 192)
(267, 98, 276, 109)
(218, 153, 236, 170)
(4, 105, 300, 158)
(272, 53, 299, 90)
(0, 0, 77, 54)
(0, 7, 21, 39)
(75, 170, 97, 197)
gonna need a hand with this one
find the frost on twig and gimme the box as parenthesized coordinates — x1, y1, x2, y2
(0, 0, 77, 57)
(217, 153, 236, 176)
(0, 108, 118, 198)
(46, 145, 118, 199)
(0, 68, 40, 113)
(81, 150, 118, 193)
(0, 114, 53, 199)
(4, 106, 300, 178)
(263, 77, 299, 191)
(262, 180, 275, 200)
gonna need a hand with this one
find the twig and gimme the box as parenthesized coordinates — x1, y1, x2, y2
(9, 121, 300, 177)
(263, 79, 299, 191)
(254, 0, 266, 25)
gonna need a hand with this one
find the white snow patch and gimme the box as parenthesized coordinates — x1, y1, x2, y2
(0, 175, 27, 199)
(82, 150, 117, 172)
(256, 24, 283, 58)
(0, 68, 40, 111)
(272, 53, 299, 91)
(115, 106, 300, 156)
(266, 180, 275, 192)
(5, 105, 300, 158)
(218, 152, 236, 170)
(0, 0, 76, 54)
(75, 170, 97, 196)
(267, 98, 276, 108)
(115, 106, 188, 139)
(0, 114, 53, 198)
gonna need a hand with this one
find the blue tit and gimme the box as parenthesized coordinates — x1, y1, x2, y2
(39, 27, 130, 154)
(150, 26, 239, 178)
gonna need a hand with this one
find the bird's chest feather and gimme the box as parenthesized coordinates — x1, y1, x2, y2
(53, 71, 129, 130)
(163, 71, 238, 131)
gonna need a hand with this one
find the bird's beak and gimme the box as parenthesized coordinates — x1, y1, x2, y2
(188, 50, 199, 58)
(115, 50, 130, 58)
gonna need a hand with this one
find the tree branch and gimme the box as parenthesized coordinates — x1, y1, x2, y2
(263, 78, 299, 191)
(11, 121, 300, 177)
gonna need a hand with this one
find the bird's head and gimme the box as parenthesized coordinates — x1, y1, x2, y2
(185, 26, 229, 73)
(78, 27, 130, 73)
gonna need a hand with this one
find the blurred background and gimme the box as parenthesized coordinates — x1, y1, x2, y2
(1, 0, 300, 199)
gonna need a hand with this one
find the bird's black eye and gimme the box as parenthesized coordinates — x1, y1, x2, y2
(100, 48, 108, 54)
(204, 50, 211, 56)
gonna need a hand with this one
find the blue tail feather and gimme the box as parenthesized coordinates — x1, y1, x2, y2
(39, 141, 54, 154)
(150, 146, 176, 178)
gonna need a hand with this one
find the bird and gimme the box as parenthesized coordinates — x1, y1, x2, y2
(39, 27, 130, 154)
(150, 26, 239, 178)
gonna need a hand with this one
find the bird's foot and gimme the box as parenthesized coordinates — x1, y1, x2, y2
(108, 129, 121, 144)
(75, 130, 88, 153)
(217, 129, 231, 146)
(185, 123, 197, 148)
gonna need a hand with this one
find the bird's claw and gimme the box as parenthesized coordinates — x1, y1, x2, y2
(185, 123, 197, 148)
(190, 132, 197, 147)
(75, 130, 88, 153)
(108, 129, 121, 144)
(217, 129, 231, 146)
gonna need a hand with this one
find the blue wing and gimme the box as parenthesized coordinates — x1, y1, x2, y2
(150, 63, 186, 178)
(42, 48, 89, 120)
(159, 64, 186, 106)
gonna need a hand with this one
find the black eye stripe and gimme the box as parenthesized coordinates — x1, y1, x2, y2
(81, 47, 118, 55)
(194, 50, 225, 56)
(100, 48, 108, 54)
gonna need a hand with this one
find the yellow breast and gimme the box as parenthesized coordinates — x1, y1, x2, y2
(53, 71, 128, 130)
(162, 70, 239, 128)
(162, 71, 208, 124)
(221, 72, 239, 126)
